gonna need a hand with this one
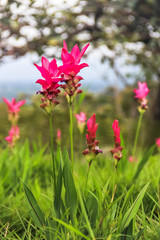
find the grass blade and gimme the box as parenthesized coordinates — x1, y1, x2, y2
(23, 182, 45, 229)
(120, 182, 150, 231)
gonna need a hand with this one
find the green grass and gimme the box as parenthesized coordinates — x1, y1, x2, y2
(0, 138, 160, 239)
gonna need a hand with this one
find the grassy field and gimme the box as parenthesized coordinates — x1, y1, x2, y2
(0, 136, 160, 239)
(0, 88, 160, 239)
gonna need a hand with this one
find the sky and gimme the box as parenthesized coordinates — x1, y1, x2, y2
(0, 50, 120, 99)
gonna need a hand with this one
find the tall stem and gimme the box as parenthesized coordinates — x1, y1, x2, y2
(132, 111, 144, 156)
(69, 102, 74, 168)
(84, 163, 91, 194)
(111, 167, 117, 203)
(49, 114, 56, 193)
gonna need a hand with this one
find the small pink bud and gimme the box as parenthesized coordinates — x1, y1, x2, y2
(75, 112, 86, 134)
(156, 138, 160, 150)
(56, 129, 61, 145)
(110, 119, 123, 167)
(129, 156, 137, 163)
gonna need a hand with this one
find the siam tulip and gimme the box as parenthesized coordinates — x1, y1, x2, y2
(129, 156, 137, 163)
(5, 125, 19, 148)
(82, 113, 102, 165)
(59, 41, 89, 103)
(133, 81, 149, 112)
(3, 97, 25, 125)
(34, 57, 62, 114)
(75, 112, 86, 134)
(110, 119, 123, 168)
(156, 138, 160, 151)
(56, 128, 61, 146)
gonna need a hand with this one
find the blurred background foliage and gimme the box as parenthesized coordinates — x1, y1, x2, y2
(0, 0, 160, 149)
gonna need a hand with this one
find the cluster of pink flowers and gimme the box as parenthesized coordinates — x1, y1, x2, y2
(34, 41, 89, 112)
(3, 98, 25, 148)
(134, 81, 149, 111)
(82, 114, 102, 164)
(75, 112, 86, 133)
(110, 119, 123, 167)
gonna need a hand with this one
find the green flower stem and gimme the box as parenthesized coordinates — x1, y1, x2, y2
(49, 114, 56, 193)
(69, 102, 74, 168)
(132, 111, 144, 157)
(111, 167, 117, 203)
(84, 163, 91, 194)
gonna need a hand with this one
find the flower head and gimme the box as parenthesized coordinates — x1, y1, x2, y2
(82, 114, 102, 164)
(34, 57, 62, 113)
(110, 119, 123, 167)
(134, 82, 149, 99)
(3, 97, 25, 114)
(56, 128, 61, 145)
(59, 41, 89, 102)
(133, 82, 149, 111)
(60, 41, 89, 77)
(75, 112, 86, 133)
(3, 97, 25, 125)
(5, 125, 19, 148)
(129, 156, 137, 163)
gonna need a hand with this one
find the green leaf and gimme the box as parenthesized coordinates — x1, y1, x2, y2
(23, 182, 45, 229)
(86, 190, 99, 227)
(53, 217, 90, 240)
(120, 182, 150, 231)
(63, 153, 77, 225)
(45, 217, 56, 240)
(133, 145, 155, 181)
(76, 182, 96, 239)
(54, 149, 63, 218)
(121, 219, 133, 240)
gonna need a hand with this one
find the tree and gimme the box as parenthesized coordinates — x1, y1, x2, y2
(0, 0, 160, 117)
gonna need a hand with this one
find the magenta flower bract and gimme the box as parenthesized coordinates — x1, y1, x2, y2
(134, 82, 149, 100)
(59, 41, 89, 100)
(75, 112, 86, 123)
(133, 82, 149, 111)
(34, 57, 61, 91)
(82, 113, 102, 163)
(3, 97, 25, 114)
(59, 41, 89, 77)
(3, 97, 25, 125)
(75, 112, 86, 134)
(110, 119, 123, 165)
(5, 125, 19, 148)
(34, 57, 62, 113)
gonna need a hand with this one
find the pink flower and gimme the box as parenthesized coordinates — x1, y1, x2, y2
(82, 114, 102, 163)
(75, 112, 86, 123)
(112, 119, 121, 144)
(134, 82, 149, 100)
(5, 126, 19, 148)
(129, 156, 137, 163)
(75, 112, 86, 134)
(56, 129, 61, 145)
(34, 57, 62, 112)
(34, 57, 61, 85)
(156, 138, 160, 148)
(110, 119, 123, 165)
(133, 82, 149, 111)
(59, 41, 90, 77)
(59, 41, 89, 101)
(3, 97, 25, 114)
